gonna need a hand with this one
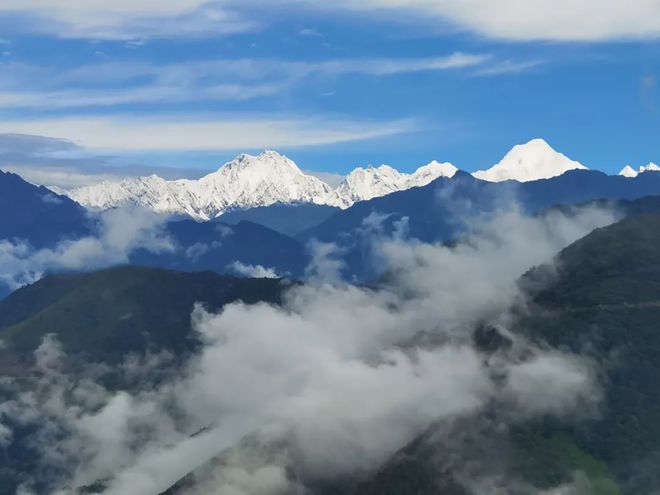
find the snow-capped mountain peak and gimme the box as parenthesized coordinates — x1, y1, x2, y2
(324, 160, 458, 208)
(472, 138, 587, 183)
(67, 148, 463, 217)
(324, 165, 403, 208)
(619, 165, 638, 178)
(412, 160, 458, 185)
(619, 162, 660, 178)
(193, 150, 333, 218)
(70, 151, 332, 220)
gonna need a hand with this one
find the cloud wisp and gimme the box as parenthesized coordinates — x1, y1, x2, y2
(0, 202, 617, 494)
(0, 0, 254, 40)
(228, 261, 279, 279)
(0, 53, 487, 110)
(0, 115, 415, 152)
(0, 207, 173, 291)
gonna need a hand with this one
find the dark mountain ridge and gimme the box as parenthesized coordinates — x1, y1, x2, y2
(356, 212, 660, 495)
(0, 170, 90, 247)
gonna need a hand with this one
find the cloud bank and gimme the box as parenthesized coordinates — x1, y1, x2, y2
(0, 133, 213, 190)
(300, 0, 660, 41)
(0, 203, 617, 494)
(0, 207, 173, 290)
(2, 1, 659, 41)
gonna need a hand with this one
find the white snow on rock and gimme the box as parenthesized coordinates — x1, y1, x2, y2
(325, 160, 457, 208)
(70, 151, 332, 220)
(472, 139, 587, 183)
(69, 151, 458, 218)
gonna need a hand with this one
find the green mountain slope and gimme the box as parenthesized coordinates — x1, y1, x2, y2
(356, 213, 660, 495)
(516, 213, 660, 491)
(0, 265, 287, 364)
(0, 266, 289, 495)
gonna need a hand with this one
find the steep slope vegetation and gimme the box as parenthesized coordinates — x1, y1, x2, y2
(356, 213, 660, 495)
(0, 266, 287, 364)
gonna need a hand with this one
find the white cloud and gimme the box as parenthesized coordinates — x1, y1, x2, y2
(0, 53, 487, 110)
(0, 204, 617, 494)
(2, 0, 660, 42)
(0, 0, 254, 40)
(299, 27, 322, 37)
(0, 82, 285, 109)
(2, 165, 123, 190)
(473, 59, 543, 77)
(0, 115, 414, 152)
(316, 52, 487, 75)
(0, 133, 340, 192)
(302, 0, 660, 41)
(0, 207, 174, 290)
(505, 353, 599, 417)
(0, 133, 212, 190)
(229, 261, 279, 278)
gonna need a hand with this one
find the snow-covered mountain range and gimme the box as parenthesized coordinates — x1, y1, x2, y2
(64, 139, 657, 220)
(325, 161, 458, 208)
(68, 151, 458, 219)
(69, 151, 332, 220)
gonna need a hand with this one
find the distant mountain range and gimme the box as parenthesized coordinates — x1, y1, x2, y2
(4, 211, 660, 494)
(62, 138, 656, 220)
(619, 162, 660, 178)
(4, 148, 660, 493)
(4, 148, 660, 296)
(67, 151, 458, 219)
(299, 169, 660, 279)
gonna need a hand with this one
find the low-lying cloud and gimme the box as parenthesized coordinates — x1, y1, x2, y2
(0, 203, 618, 494)
(0, 207, 173, 290)
(228, 261, 279, 279)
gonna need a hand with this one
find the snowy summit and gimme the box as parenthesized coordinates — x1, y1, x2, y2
(66, 140, 600, 219)
(618, 163, 660, 178)
(69, 151, 458, 219)
(472, 139, 587, 182)
(326, 161, 457, 208)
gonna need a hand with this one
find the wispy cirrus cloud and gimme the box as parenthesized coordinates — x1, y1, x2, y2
(0, 82, 287, 109)
(0, 115, 416, 152)
(472, 59, 544, 77)
(0, 53, 489, 110)
(0, 0, 253, 40)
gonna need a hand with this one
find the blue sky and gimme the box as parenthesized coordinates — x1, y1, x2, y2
(0, 1, 658, 187)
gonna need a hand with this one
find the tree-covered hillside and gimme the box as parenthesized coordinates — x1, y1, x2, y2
(0, 265, 287, 364)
